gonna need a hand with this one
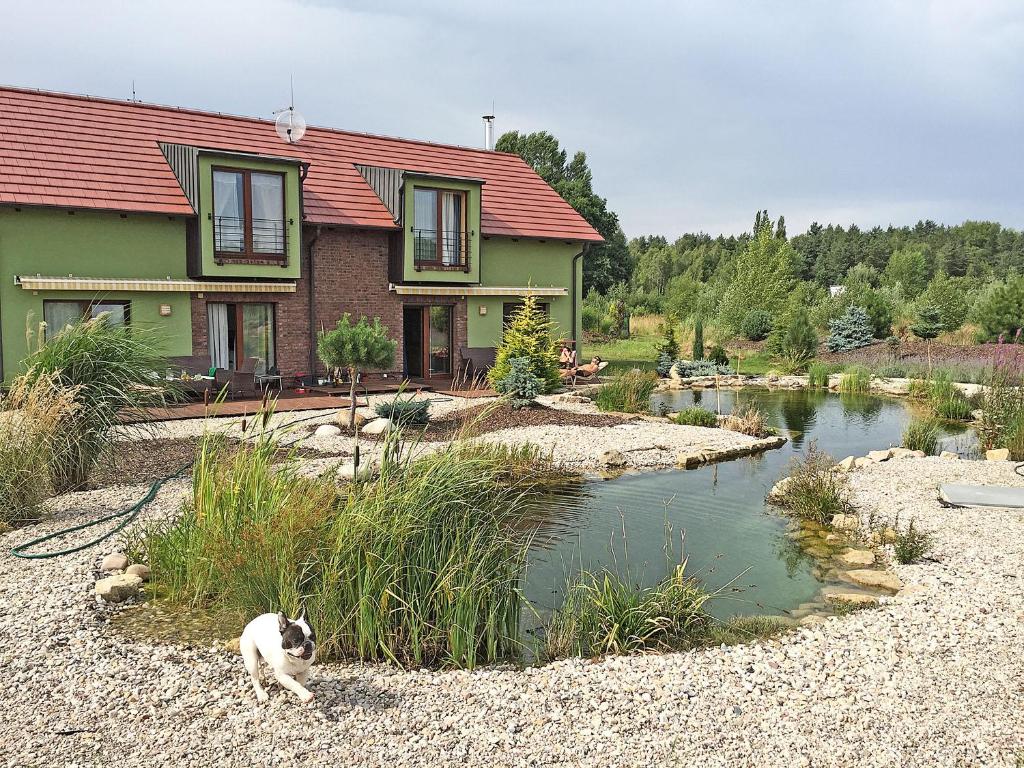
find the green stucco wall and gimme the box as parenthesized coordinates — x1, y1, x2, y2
(467, 237, 583, 352)
(197, 153, 302, 279)
(402, 177, 481, 283)
(0, 207, 193, 380)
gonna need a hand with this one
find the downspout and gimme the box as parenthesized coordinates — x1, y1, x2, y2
(571, 243, 588, 351)
(307, 225, 322, 376)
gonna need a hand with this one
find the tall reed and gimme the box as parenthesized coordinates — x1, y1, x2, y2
(902, 418, 940, 455)
(838, 365, 871, 394)
(807, 362, 830, 389)
(594, 369, 659, 413)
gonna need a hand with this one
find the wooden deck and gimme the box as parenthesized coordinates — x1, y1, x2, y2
(130, 393, 354, 423)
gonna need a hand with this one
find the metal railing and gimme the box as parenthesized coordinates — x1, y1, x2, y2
(214, 216, 287, 256)
(412, 227, 470, 271)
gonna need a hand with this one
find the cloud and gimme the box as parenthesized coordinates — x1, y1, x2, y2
(1, 0, 1022, 238)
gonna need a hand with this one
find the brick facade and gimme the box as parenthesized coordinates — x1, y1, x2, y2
(189, 227, 470, 380)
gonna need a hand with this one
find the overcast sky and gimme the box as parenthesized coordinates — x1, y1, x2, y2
(2, 0, 1022, 239)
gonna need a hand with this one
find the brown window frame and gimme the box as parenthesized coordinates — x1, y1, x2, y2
(412, 186, 468, 269)
(212, 167, 288, 265)
(209, 301, 278, 370)
(43, 299, 132, 338)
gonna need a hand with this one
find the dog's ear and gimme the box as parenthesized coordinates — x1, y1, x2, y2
(277, 612, 290, 633)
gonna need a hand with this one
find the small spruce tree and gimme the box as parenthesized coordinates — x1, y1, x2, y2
(488, 295, 561, 393)
(910, 304, 945, 374)
(826, 305, 874, 352)
(318, 314, 397, 428)
(779, 308, 819, 370)
(692, 319, 705, 361)
(655, 320, 680, 377)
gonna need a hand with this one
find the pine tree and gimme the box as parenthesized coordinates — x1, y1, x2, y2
(488, 295, 561, 393)
(911, 304, 945, 374)
(692, 319, 705, 361)
(318, 314, 397, 428)
(779, 307, 818, 369)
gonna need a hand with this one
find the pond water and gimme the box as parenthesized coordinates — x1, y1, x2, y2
(522, 389, 974, 629)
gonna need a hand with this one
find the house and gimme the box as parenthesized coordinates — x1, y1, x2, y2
(0, 87, 602, 382)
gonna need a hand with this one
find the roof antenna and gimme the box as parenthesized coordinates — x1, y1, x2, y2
(482, 103, 495, 151)
(131, 80, 137, 103)
(274, 75, 307, 144)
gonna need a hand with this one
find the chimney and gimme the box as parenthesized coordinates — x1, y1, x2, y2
(482, 113, 495, 150)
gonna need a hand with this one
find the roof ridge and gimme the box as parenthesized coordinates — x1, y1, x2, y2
(0, 83, 524, 161)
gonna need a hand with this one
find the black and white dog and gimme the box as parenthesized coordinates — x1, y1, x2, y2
(240, 611, 317, 703)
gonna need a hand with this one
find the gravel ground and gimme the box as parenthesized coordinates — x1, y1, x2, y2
(1, 457, 1023, 766)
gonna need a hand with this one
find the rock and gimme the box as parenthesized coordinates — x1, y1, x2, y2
(223, 637, 242, 655)
(353, 412, 376, 427)
(986, 448, 1011, 461)
(844, 569, 903, 592)
(800, 615, 826, 626)
(94, 573, 143, 603)
(831, 514, 859, 531)
(100, 552, 128, 571)
(940, 451, 959, 460)
(854, 457, 874, 469)
(835, 456, 856, 471)
(676, 452, 703, 469)
(600, 450, 627, 468)
(361, 418, 392, 436)
(125, 563, 151, 581)
(867, 449, 893, 463)
(837, 549, 875, 566)
(767, 476, 793, 502)
(314, 424, 342, 438)
(824, 592, 879, 607)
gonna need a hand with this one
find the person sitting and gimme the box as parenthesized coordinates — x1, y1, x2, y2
(573, 355, 605, 377)
(559, 343, 578, 369)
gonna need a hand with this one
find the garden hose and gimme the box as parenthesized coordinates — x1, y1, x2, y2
(8, 406, 350, 560)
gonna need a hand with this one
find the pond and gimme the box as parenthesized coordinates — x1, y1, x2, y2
(522, 389, 974, 630)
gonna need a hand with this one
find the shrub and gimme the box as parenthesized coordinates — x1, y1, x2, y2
(740, 310, 773, 341)
(972, 275, 1024, 341)
(893, 520, 933, 564)
(594, 369, 659, 413)
(978, 365, 1024, 458)
(877, 363, 907, 378)
(146, 422, 553, 668)
(543, 563, 713, 659)
(721, 403, 772, 438)
(318, 314, 397, 428)
(672, 360, 732, 378)
(778, 307, 819, 370)
(691, 319, 705, 361)
(902, 418, 939, 455)
(838, 365, 872, 394)
(656, 322, 680, 377)
(770, 444, 856, 526)
(807, 362, 829, 388)
(674, 406, 718, 428)
(21, 316, 171, 493)
(581, 305, 601, 333)
(488, 295, 561, 394)
(374, 397, 430, 426)
(826, 306, 874, 352)
(706, 344, 730, 367)
(0, 371, 80, 526)
(920, 273, 970, 331)
(493, 356, 542, 409)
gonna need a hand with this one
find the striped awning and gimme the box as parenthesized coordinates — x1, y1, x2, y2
(390, 284, 567, 297)
(15, 276, 296, 293)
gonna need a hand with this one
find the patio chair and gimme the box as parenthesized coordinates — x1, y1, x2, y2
(561, 359, 609, 387)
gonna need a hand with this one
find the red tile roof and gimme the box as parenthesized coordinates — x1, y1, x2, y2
(0, 86, 603, 242)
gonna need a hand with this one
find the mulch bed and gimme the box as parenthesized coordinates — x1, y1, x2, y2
(817, 339, 1018, 369)
(419, 402, 629, 442)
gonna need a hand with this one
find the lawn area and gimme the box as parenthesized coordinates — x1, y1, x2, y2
(584, 335, 775, 376)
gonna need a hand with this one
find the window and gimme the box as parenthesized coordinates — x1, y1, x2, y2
(43, 300, 130, 338)
(412, 187, 467, 268)
(213, 168, 286, 259)
(207, 302, 276, 370)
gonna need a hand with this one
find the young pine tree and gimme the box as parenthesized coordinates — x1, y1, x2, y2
(317, 314, 397, 428)
(910, 304, 945, 374)
(488, 295, 561, 393)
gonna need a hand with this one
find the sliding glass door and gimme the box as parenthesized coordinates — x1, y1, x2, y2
(403, 305, 452, 378)
(207, 302, 276, 370)
(427, 306, 451, 376)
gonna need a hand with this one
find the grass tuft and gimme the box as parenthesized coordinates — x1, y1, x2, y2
(807, 362, 830, 389)
(902, 418, 940, 455)
(893, 519, 933, 564)
(770, 443, 856, 526)
(673, 406, 718, 428)
(593, 369, 659, 413)
(721, 402, 773, 438)
(838, 365, 872, 394)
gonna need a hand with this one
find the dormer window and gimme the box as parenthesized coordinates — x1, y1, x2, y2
(412, 187, 468, 270)
(213, 168, 286, 261)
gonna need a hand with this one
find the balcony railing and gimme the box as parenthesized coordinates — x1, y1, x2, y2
(412, 227, 470, 272)
(214, 215, 287, 259)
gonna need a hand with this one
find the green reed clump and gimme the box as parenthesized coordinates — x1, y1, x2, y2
(770, 443, 856, 526)
(674, 406, 718, 428)
(807, 362, 830, 389)
(543, 562, 714, 660)
(902, 418, 940, 455)
(593, 369, 659, 413)
(925, 374, 973, 421)
(145, 420, 554, 669)
(838, 365, 872, 394)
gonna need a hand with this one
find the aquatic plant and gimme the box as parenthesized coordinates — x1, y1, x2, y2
(838, 365, 872, 394)
(770, 444, 856, 526)
(674, 406, 718, 428)
(721, 402, 773, 438)
(902, 418, 940, 456)
(594, 369, 659, 413)
(807, 362, 830, 388)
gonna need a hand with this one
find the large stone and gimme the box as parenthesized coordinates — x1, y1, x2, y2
(100, 552, 128, 572)
(95, 573, 143, 603)
(361, 418, 392, 436)
(824, 592, 879, 607)
(314, 424, 342, 438)
(845, 569, 903, 592)
(600, 450, 627, 469)
(676, 452, 704, 469)
(867, 449, 893, 463)
(831, 514, 859, 531)
(854, 457, 874, 469)
(767, 476, 793, 503)
(837, 548, 875, 566)
(939, 450, 959, 460)
(125, 563, 150, 581)
(986, 448, 1011, 461)
(835, 456, 856, 472)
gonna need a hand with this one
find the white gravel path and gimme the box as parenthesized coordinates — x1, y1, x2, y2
(1, 457, 1023, 766)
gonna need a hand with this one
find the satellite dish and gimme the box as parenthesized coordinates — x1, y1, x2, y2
(275, 107, 306, 144)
